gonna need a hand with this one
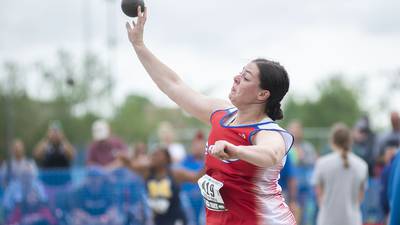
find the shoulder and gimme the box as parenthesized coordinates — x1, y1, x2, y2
(253, 123, 294, 152)
(316, 153, 335, 165)
(350, 153, 368, 168)
(109, 137, 126, 146)
(253, 129, 284, 140)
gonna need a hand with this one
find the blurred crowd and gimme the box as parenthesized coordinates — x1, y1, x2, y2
(0, 111, 399, 225)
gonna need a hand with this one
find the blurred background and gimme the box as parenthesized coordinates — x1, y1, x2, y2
(0, 0, 399, 225)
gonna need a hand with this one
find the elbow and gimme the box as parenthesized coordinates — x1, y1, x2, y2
(158, 75, 182, 91)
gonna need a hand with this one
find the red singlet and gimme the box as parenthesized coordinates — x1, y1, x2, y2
(202, 108, 296, 225)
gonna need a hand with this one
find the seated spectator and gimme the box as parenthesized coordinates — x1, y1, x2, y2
(108, 167, 152, 225)
(120, 147, 204, 225)
(87, 120, 127, 167)
(70, 166, 123, 225)
(1, 139, 38, 186)
(3, 164, 56, 225)
(53, 186, 73, 225)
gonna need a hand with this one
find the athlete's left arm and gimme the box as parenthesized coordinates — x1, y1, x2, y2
(211, 130, 286, 168)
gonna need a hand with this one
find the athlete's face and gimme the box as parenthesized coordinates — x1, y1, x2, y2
(229, 62, 269, 106)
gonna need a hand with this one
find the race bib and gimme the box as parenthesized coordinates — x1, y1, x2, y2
(198, 174, 226, 211)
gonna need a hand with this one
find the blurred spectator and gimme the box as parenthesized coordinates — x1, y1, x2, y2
(375, 112, 400, 168)
(379, 139, 399, 220)
(108, 167, 153, 225)
(278, 153, 299, 222)
(288, 120, 318, 225)
(130, 142, 151, 176)
(1, 139, 38, 186)
(157, 122, 186, 164)
(34, 121, 75, 186)
(388, 150, 400, 225)
(180, 131, 206, 225)
(2, 163, 56, 225)
(312, 123, 368, 225)
(288, 121, 318, 166)
(352, 116, 376, 177)
(87, 120, 128, 167)
(70, 166, 123, 225)
(110, 142, 151, 178)
(132, 142, 148, 160)
(146, 148, 187, 225)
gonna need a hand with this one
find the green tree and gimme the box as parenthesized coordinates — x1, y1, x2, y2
(283, 75, 364, 128)
(36, 50, 113, 113)
(111, 94, 204, 143)
(0, 51, 111, 158)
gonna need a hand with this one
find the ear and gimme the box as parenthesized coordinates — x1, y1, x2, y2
(257, 90, 270, 102)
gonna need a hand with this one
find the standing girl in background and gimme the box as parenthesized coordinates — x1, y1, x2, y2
(312, 123, 368, 225)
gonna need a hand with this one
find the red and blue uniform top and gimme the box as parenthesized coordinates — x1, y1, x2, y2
(203, 107, 296, 225)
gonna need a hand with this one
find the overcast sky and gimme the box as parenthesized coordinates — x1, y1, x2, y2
(1, 0, 399, 127)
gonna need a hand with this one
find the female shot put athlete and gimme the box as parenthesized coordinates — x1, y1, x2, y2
(126, 6, 296, 225)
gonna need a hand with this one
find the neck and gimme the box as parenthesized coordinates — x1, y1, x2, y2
(193, 154, 203, 160)
(14, 156, 24, 161)
(154, 167, 168, 178)
(233, 105, 268, 125)
(332, 145, 348, 153)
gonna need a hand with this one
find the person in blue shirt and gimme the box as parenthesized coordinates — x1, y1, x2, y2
(380, 140, 399, 218)
(388, 150, 400, 225)
(180, 131, 206, 225)
(278, 153, 298, 217)
(70, 166, 123, 225)
(108, 167, 152, 225)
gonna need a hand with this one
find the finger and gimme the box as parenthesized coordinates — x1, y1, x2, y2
(212, 148, 229, 159)
(143, 6, 148, 21)
(138, 6, 145, 26)
(137, 5, 142, 18)
(217, 153, 229, 161)
(211, 146, 222, 155)
(131, 19, 136, 27)
(210, 146, 217, 155)
(219, 151, 230, 159)
(125, 22, 132, 32)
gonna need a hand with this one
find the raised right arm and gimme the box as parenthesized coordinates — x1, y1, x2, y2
(126, 7, 231, 124)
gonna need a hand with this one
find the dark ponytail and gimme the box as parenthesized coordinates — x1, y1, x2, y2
(341, 151, 349, 169)
(252, 58, 289, 121)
